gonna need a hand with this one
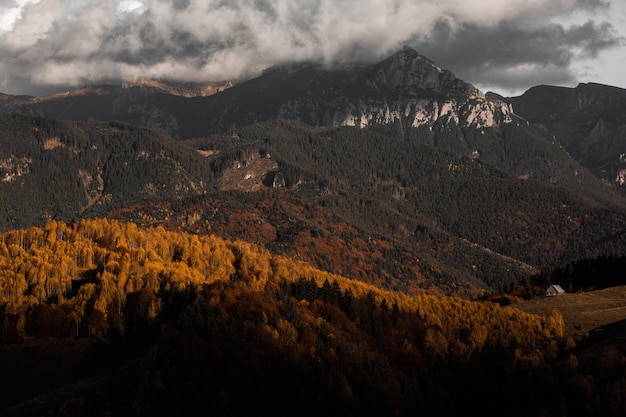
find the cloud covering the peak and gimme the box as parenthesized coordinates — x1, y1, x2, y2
(0, 0, 623, 95)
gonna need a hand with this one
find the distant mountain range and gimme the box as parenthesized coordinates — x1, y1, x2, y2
(1, 48, 624, 192)
(1, 48, 512, 137)
(1, 48, 625, 296)
(496, 83, 626, 190)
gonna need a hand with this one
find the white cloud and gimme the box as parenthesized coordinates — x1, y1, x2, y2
(0, 0, 41, 33)
(117, 0, 145, 14)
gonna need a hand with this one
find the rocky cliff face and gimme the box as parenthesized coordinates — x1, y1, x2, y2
(235, 48, 513, 132)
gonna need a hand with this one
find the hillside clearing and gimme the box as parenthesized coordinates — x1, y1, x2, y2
(512, 285, 626, 338)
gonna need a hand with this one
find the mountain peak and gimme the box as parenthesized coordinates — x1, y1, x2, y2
(259, 48, 513, 130)
(387, 46, 436, 65)
(379, 46, 442, 75)
(370, 47, 483, 100)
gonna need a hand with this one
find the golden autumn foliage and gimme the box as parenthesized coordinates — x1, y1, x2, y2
(0, 218, 563, 355)
(7, 220, 625, 417)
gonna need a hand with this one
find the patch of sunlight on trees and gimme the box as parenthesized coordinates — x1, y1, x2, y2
(0, 218, 563, 353)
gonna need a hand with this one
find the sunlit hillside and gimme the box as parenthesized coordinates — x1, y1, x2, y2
(1, 219, 624, 416)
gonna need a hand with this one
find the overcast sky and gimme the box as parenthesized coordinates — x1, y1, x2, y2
(1, 0, 624, 96)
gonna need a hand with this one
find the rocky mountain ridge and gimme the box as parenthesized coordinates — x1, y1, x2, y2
(121, 79, 233, 97)
(0, 79, 232, 138)
(500, 83, 626, 191)
(266, 48, 513, 130)
(0, 48, 512, 138)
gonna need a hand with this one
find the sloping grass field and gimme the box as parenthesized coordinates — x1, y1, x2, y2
(512, 285, 626, 339)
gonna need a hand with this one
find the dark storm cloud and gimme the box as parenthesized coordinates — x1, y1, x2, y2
(171, 0, 191, 10)
(412, 18, 622, 93)
(0, 0, 623, 95)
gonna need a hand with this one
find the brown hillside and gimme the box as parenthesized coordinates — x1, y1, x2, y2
(512, 286, 626, 338)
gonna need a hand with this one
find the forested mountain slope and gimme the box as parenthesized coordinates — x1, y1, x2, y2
(2, 113, 626, 295)
(184, 121, 626, 275)
(0, 112, 217, 230)
(502, 83, 626, 192)
(1, 219, 626, 417)
(0, 218, 564, 415)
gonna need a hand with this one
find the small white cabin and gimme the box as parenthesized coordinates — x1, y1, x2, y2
(546, 284, 565, 297)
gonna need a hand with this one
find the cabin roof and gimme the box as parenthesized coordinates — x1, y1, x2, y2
(546, 284, 565, 294)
